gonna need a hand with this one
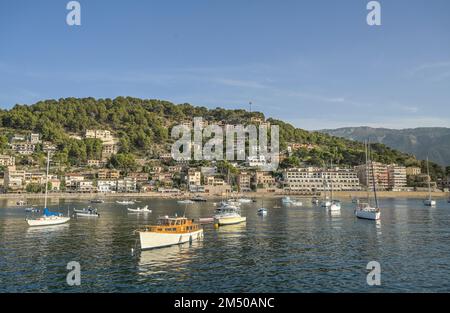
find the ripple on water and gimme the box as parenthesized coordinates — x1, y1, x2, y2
(1, 198, 450, 292)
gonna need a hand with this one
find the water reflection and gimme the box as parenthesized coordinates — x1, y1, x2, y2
(138, 241, 202, 277)
(25, 223, 70, 235)
(2, 197, 450, 292)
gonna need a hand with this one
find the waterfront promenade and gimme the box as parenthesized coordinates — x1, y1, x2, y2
(0, 190, 448, 200)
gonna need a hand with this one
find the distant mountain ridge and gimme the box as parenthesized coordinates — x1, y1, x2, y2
(319, 127, 450, 166)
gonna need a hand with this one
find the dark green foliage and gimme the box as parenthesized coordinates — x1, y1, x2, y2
(0, 97, 430, 170)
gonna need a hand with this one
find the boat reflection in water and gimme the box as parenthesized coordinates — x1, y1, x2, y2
(137, 240, 203, 277)
(329, 208, 341, 217)
(25, 223, 70, 235)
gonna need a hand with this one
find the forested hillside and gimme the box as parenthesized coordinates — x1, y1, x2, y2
(0, 97, 445, 178)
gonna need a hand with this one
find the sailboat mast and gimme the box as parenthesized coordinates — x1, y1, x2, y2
(427, 156, 432, 200)
(366, 140, 370, 204)
(323, 161, 328, 200)
(330, 160, 333, 200)
(44, 150, 50, 209)
(369, 144, 379, 208)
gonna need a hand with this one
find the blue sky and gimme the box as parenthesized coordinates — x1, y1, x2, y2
(0, 0, 449, 130)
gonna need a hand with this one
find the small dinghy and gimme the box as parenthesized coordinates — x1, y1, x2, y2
(237, 198, 252, 204)
(177, 199, 194, 204)
(25, 207, 40, 213)
(116, 200, 135, 205)
(257, 207, 268, 216)
(127, 205, 152, 213)
(75, 207, 100, 217)
(290, 200, 303, 206)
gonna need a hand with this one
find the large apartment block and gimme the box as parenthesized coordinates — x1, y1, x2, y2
(387, 164, 407, 190)
(355, 162, 406, 191)
(237, 171, 252, 192)
(283, 167, 361, 192)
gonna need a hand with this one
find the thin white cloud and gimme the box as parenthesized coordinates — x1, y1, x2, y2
(410, 61, 450, 74)
(408, 60, 450, 82)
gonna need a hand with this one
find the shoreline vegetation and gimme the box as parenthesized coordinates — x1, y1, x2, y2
(1, 191, 448, 200)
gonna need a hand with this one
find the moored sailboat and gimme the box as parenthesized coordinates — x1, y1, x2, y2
(423, 157, 436, 207)
(328, 161, 341, 212)
(355, 141, 380, 220)
(26, 151, 70, 227)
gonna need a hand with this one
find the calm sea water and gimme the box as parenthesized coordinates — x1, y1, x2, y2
(1, 197, 450, 292)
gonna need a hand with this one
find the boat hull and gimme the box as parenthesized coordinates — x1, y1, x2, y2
(423, 200, 436, 206)
(27, 216, 70, 227)
(329, 203, 341, 211)
(257, 210, 267, 216)
(76, 213, 99, 217)
(139, 229, 203, 250)
(214, 215, 247, 226)
(355, 209, 380, 220)
(198, 217, 214, 224)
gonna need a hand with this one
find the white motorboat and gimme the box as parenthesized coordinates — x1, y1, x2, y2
(74, 206, 95, 213)
(137, 216, 203, 250)
(25, 207, 40, 213)
(227, 199, 242, 206)
(26, 151, 70, 227)
(90, 199, 104, 204)
(177, 199, 195, 204)
(329, 200, 341, 211)
(76, 211, 100, 217)
(214, 204, 246, 226)
(116, 200, 135, 205)
(257, 207, 268, 216)
(127, 205, 152, 213)
(282, 196, 302, 206)
(75, 207, 100, 217)
(311, 198, 319, 205)
(355, 140, 381, 221)
(190, 195, 207, 202)
(238, 198, 253, 204)
(424, 157, 436, 207)
(321, 200, 331, 207)
(281, 196, 292, 204)
(218, 200, 240, 207)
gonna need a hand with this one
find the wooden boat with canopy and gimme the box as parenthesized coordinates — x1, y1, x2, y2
(136, 215, 203, 250)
